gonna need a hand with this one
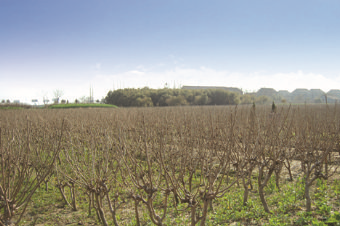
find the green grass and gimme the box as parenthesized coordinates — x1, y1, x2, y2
(0, 104, 33, 110)
(48, 103, 117, 109)
(0, 106, 26, 110)
(13, 173, 340, 226)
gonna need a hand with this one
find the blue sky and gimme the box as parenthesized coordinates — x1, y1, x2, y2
(1, 0, 339, 103)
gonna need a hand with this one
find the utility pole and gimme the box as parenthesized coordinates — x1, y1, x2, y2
(89, 85, 94, 103)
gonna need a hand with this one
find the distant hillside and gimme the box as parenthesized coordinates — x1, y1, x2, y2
(182, 86, 340, 103)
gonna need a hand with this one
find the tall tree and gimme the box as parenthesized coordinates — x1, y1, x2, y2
(53, 89, 64, 104)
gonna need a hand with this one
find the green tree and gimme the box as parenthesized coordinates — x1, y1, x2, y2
(194, 94, 209, 105)
(240, 94, 255, 104)
(134, 96, 154, 107)
(165, 95, 188, 106)
(255, 96, 270, 105)
(208, 89, 239, 105)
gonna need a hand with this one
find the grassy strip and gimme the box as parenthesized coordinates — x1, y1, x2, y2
(16, 176, 340, 225)
(0, 104, 33, 110)
(48, 103, 117, 109)
(0, 106, 26, 110)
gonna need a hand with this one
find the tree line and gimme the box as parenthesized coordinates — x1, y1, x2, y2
(104, 87, 274, 107)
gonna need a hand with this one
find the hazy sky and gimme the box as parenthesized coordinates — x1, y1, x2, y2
(1, 0, 340, 103)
